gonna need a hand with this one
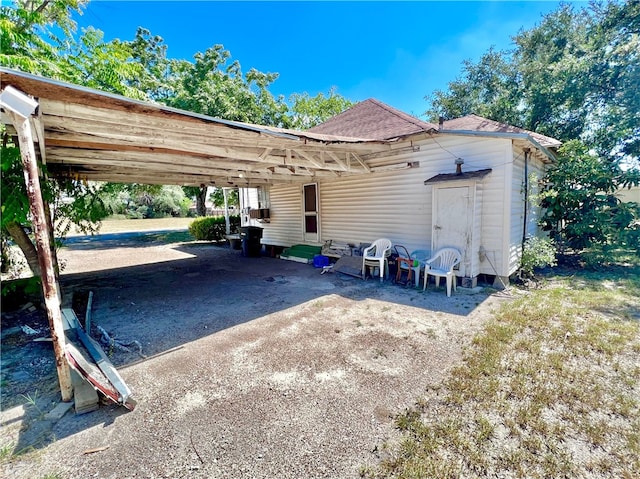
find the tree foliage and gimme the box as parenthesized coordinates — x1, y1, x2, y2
(288, 88, 354, 130)
(540, 141, 640, 251)
(0, 0, 353, 275)
(209, 187, 239, 209)
(428, 0, 640, 253)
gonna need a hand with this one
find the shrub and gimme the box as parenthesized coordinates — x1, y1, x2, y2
(1, 276, 42, 310)
(520, 237, 557, 278)
(188, 215, 240, 241)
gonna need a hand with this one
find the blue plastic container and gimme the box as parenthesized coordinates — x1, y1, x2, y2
(313, 255, 330, 268)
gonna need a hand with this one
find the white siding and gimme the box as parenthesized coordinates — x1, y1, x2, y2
(261, 185, 303, 246)
(240, 187, 260, 227)
(260, 135, 519, 278)
(507, 144, 549, 275)
(618, 186, 640, 203)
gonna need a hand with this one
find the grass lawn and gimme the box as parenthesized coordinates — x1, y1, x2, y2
(72, 217, 194, 235)
(363, 265, 640, 478)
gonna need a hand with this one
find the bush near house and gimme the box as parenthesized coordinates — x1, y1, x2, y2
(519, 236, 557, 279)
(188, 215, 240, 241)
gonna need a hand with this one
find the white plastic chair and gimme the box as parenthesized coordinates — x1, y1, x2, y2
(362, 238, 392, 282)
(423, 247, 462, 297)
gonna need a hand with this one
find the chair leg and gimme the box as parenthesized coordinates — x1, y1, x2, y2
(446, 275, 452, 297)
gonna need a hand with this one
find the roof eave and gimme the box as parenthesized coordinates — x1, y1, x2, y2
(438, 129, 558, 163)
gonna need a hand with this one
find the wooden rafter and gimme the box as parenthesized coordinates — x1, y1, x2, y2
(1, 68, 389, 186)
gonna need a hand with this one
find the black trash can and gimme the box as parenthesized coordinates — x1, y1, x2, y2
(239, 226, 263, 257)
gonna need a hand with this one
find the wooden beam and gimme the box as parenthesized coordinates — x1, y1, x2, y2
(257, 148, 272, 161)
(39, 101, 386, 155)
(349, 152, 372, 172)
(325, 151, 348, 171)
(44, 131, 359, 173)
(6, 109, 73, 402)
(31, 112, 47, 165)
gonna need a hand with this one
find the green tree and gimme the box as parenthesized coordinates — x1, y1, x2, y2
(426, 47, 520, 126)
(0, 0, 86, 75)
(288, 88, 354, 130)
(427, 0, 640, 253)
(58, 26, 147, 99)
(165, 45, 290, 126)
(540, 140, 640, 251)
(209, 187, 239, 209)
(0, 0, 150, 274)
(1, 143, 110, 274)
(182, 185, 208, 217)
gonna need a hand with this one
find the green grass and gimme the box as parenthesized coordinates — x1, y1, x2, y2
(364, 265, 640, 478)
(0, 442, 15, 462)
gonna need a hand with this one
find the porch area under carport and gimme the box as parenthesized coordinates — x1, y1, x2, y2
(0, 67, 409, 402)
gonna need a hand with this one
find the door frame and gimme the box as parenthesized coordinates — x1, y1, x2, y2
(302, 182, 320, 243)
(431, 180, 477, 278)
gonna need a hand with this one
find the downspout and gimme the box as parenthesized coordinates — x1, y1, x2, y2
(522, 148, 531, 252)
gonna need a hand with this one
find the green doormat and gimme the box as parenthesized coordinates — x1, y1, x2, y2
(280, 244, 322, 264)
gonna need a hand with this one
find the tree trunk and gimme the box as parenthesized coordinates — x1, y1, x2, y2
(196, 186, 207, 216)
(5, 221, 41, 276)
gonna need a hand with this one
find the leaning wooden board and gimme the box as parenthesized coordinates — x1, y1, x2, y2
(63, 309, 137, 410)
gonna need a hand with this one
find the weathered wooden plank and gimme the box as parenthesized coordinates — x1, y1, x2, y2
(51, 169, 291, 187)
(44, 130, 365, 173)
(6, 108, 73, 402)
(47, 152, 340, 181)
(62, 308, 134, 409)
(47, 145, 345, 177)
(40, 105, 383, 157)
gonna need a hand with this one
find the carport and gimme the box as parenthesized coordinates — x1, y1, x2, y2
(0, 67, 407, 402)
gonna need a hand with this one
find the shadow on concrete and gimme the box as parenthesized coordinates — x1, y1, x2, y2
(3, 232, 498, 456)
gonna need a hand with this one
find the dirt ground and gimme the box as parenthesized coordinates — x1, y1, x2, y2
(1, 229, 511, 478)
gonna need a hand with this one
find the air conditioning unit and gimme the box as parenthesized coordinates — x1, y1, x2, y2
(249, 208, 270, 219)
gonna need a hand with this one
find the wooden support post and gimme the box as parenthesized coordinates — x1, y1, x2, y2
(6, 108, 73, 402)
(223, 187, 231, 235)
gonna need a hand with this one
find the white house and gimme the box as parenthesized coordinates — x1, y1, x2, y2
(240, 99, 561, 287)
(0, 69, 560, 288)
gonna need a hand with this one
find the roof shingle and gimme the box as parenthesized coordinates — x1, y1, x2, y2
(442, 114, 561, 148)
(307, 98, 438, 140)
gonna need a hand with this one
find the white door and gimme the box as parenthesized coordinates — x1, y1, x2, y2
(303, 183, 319, 243)
(433, 186, 471, 274)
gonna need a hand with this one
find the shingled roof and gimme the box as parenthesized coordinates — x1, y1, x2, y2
(308, 98, 438, 141)
(442, 114, 561, 148)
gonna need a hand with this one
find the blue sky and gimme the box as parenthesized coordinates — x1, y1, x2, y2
(71, 1, 578, 118)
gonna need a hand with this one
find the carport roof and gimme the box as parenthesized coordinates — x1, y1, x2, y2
(1, 68, 559, 186)
(0, 68, 405, 187)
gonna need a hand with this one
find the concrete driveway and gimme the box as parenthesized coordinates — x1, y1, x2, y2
(2, 237, 505, 478)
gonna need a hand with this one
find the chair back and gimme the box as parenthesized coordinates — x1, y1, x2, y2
(365, 238, 392, 259)
(429, 247, 461, 271)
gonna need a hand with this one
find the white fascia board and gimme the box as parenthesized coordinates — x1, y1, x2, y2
(438, 129, 557, 163)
